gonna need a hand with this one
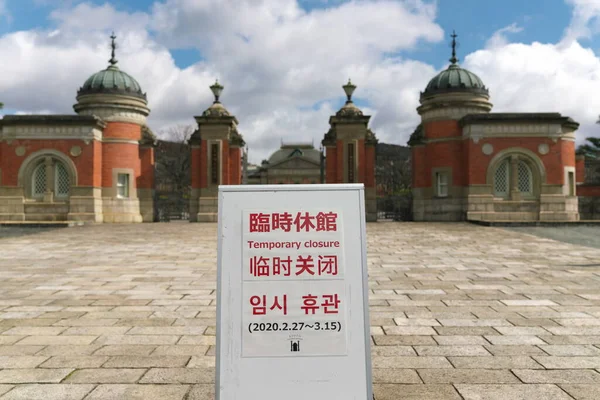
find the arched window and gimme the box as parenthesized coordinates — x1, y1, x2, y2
(493, 159, 509, 198)
(493, 156, 536, 199)
(28, 158, 71, 200)
(32, 163, 47, 197)
(517, 160, 533, 195)
(55, 162, 70, 198)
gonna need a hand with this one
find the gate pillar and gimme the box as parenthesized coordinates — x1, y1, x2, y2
(189, 80, 245, 222)
(322, 80, 378, 222)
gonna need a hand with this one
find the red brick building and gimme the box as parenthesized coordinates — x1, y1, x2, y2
(0, 34, 156, 223)
(189, 80, 245, 222)
(409, 34, 580, 222)
(322, 80, 378, 221)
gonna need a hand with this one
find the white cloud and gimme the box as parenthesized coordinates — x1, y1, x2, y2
(485, 23, 523, 48)
(0, 0, 444, 163)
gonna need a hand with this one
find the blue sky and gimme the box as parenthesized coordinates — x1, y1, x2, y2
(0, 0, 577, 70)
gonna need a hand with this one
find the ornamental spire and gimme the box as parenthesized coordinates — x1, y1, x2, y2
(109, 32, 118, 66)
(449, 30, 458, 65)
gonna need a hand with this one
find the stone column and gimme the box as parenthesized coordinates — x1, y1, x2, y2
(43, 156, 54, 203)
(509, 155, 521, 201)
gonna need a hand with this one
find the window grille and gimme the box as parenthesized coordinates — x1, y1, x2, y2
(33, 164, 47, 196)
(55, 162, 70, 197)
(494, 160, 509, 197)
(517, 161, 532, 194)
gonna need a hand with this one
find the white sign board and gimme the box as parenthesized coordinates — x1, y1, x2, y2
(216, 184, 372, 400)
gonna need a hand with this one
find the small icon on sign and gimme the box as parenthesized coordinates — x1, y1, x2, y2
(290, 340, 300, 352)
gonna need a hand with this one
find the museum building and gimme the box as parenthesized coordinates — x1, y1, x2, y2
(409, 33, 581, 222)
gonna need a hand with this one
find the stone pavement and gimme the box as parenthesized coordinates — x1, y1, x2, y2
(0, 222, 599, 399)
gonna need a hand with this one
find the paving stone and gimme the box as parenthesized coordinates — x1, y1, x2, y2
(381, 326, 437, 335)
(0, 356, 48, 368)
(433, 336, 488, 345)
(560, 384, 600, 400)
(84, 384, 189, 400)
(139, 368, 214, 384)
(448, 356, 543, 369)
(533, 356, 600, 369)
(374, 384, 461, 399)
(493, 327, 550, 336)
(0, 368, 73, 383)
(39, 355, 109, 368)
(539, 344, 600, 356)
(103, 356, 191, 368)
(372, 356, 453, 369)
(1, 327, 66, 336)
(512, 369, 600, 384)
(418, 369, 519, 384)
(484, 335, 546, 345)
(414, 345, 490, 356)
(64, 368, 146, 383)
(372, 346, 416, 356)
(93, 345, 157, 356)
(372, 368, 421, 384)
(373, 335, 436, 346)
(93, 335, 180, 345)
(455, 384, 574, 400)
(0, 346, 44, 356)
(0, 384, 95, 400)
(150, 345, 210, 356)
(15, 336, 97, 346)
(0, 386, 13, 396)
(484, 345, 547, 356)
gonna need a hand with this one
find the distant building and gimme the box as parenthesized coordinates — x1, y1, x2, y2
(248, 143, 323, 185)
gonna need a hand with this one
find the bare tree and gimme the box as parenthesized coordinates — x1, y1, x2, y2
(154, 124, 194, 220)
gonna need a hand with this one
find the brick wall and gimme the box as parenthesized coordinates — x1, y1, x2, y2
(466, 138, 567, 185)
(229, 147, 241, 185)
(0, 139, 96, 186)
(325, 146, 337, 184)
(365, 145, 375, 188)
(103, 122, 142, 140)
(138, 147, 154, 189)
(101, 142, 141, 188)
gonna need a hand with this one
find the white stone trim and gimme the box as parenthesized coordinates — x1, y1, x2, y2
(0, 125, 103, 141)
(420, 107, 486, 121)
(564, 166, 576, 196)
(111, 168, 136, 199)
(77, 107, 147, 125)
(463, 123, 576, 143)
(102, 138, 140, 145)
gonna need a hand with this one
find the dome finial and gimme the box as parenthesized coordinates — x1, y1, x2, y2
(109, 32, 118, 66)
(210, 79, 224, 103)
(449, 30, 459, 65)
(343, 78, 356, 104)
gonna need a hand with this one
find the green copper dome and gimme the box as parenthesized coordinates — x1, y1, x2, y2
(421, 64, 488, 98)
(420, 30, 488, 100)
(76, 33, 146, 101)
(78, 65, 145, 100)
